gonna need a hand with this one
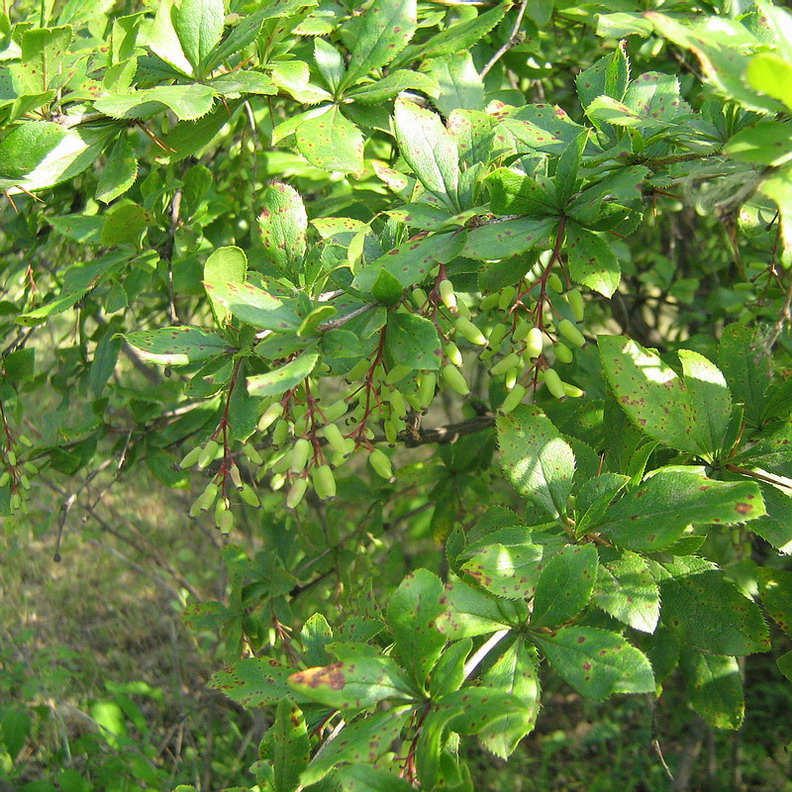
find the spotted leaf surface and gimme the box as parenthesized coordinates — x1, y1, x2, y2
(758, 567, 792, 637)
(530, 544, 598, 628)
(434, 579, 520, 639)
(498, 103, 585, 155)
(296, 105, 364, 174)
(497, 405, 576, 519)
(386, 569, 446, 688)
(594, 469, 765, 553)
(257, 183, 308, 276)
(95, 84, 216, 120)
(565, 222, 621, 298)
(203, 246, 247, 327)
(124, 326, 228, 365)
(599, 335, 699, 453)
(207, 656, 293, 707)
(479, 641, 541, 758)
(385, 312, 442, 371)
(460, 541, 546, 600)
(652, 556, 770, 656)
(342, 0, 417, 89)
(203, 281, 302, 332)
(246, 353, 319, 398)
(299, 706, 412, 786)
(393, 98, 459, 212)
(264, 699, 310, 792)
(462, 215, 556, 261)
(288, 656, 413, 711)
(679, 648, 744, 730)
(437, 688, 530, 735)
(593, 549, 660, 633)
(534, 627, 655, 700)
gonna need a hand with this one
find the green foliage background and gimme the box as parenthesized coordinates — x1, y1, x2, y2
(1, 0, 791, 790)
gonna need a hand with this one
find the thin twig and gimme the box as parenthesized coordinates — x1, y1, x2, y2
(479, 1, 528, 79)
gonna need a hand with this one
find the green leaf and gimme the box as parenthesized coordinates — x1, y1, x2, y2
(173, 0, 224, 75)
(724, 120, 792, 167)
(679, 648, 744, 730)
(386, 569, 446, 689)
(124, 326, 228, 365)
(334, 765, 415, 792)
(678, 349, 733, 459)
(497, 405, 576, 518)
(758, 567, 792, 637)
(203, 280, 302, 332)
(301, 613, 334, 667)
(594, 469, 765, 553)
(258, 182, 308, 276)
(479, 641, 541, 758)
(345, 70, 439, 105)
(296, 105, 364, 174)
(741, 419, 792, 479)
(288, 656, 413, 710)
(718, 324, 771, 427)
(746, 53, 792, 111)
(14, 25, 72, 94)
(101, 202, 153, 246)
(146, 0, 193, 75)
(434, 579, 518, 639)
(94, 84, 215, 121)
(499, 104, 585, 155)
(385, 312, 441, 371)
(96, 136, 138, 203)
(300, 707, 412, 786)
(267, 699, 310, 792)
(204, 246, 248, 327)
(750, 483, 792, 555)
(531, 543, 598, 628)
(437, 687, 530, 735)
(599, 335, 698, 454)
(353, 232, 455, 292)
(246, 353, 319, 397)
(208, 70, 277, 97)
(593, 549, 660, 633)
(777, 651, 792, 682)
(426, 52, 485, 116)
(565, 222, 620, 298)
(146, 448, 190, 489)
(462, 217, 555, 261)
(460, 541, 546, 600)
(653, 556, 770, 656)
(207, 656, 293, 707)
(576, 44, 630, 108)
(485, 168, 558, 217)
(535, 627, 655, 700)
(314, 38, 345, 94)
(391, 1, 511, 69)
(342, 0, 417, 89)
(393, 97, 459, 212)
(0, 120, 65, 179)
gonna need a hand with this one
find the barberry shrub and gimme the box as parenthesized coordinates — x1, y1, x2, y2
(1, 0, 791, 789)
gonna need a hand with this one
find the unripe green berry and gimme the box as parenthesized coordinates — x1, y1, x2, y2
(487, 323, 509, 349)
(566, 288, 585, 321)
(387, 387, 407, 418)
(498, 286, 516, 310)
(384, 419, 398, 445)
(513, 320, 531, 342)
(272, 419, 290, 446)
(8, 451, 16, 466)
(290, 438, 312, 473)
(322, 423, 348, 454)
(543, 368, 566, 399)
(445, 341, 463, 367)
(525, 327, 544, 359)
(0, 471, 10, 487)
(18, 434, 33, 448)
(479, 292, 500, 311)
(438, 279, 457, 311)
(455, 317, 487, 346)
(500, 383, 527, 414)
(369, 448, 393, 479)
(547, 272, 563, 293)
(197, 440, 221, 470)
(417, 372, 437, 409)
(258, 401, 284, 432)
(442, 363, 469, 395)
(312, 464, 337, 499)
(558, 319, 586, 348)
(229, 464, 243, 490)
(413, 287, 428, 306)
(270, 472, 286, 491)
(563, 382, 585, 398)
(455, 299, 471, 320)
(179, 445, 203, 469)
(322, 399, 348, 423)
(490, 352, 521, 377)
(504, 367, 519, 390)
(239, 484, 260, 507)
(286, 478, 308, 509)
(346, 358, 371, 381)
(385, 364, 412, 385)
(242, 443, 263, 465)
(554, 342, 574, 364)
(23, 461, 37, 474)
(217, 509, 234, 534)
